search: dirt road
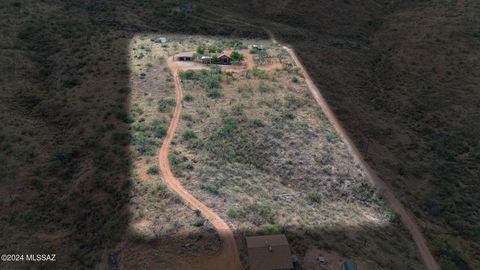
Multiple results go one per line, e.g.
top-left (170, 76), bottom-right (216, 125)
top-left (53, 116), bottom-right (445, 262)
top-left (280, 40), bottom-right (440, 270)
top-left (157, 58), bottom-right (243, 270)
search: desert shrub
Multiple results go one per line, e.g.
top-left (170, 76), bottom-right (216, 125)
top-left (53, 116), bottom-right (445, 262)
top-left (151, 119), bottom-right (168, 138)
top-left (147, 165), bottom-right (159, 175)
top-left (179, 70), bottom-right (196, 80)
top-left (157, 98), bottom-right (175, 112)
top-left (230, 51), bottom-right (244, 63)
top-left (252, 67), bottom-right (269, 79)
top-left (430, 234), bottom-right (469, 270)
top-left (208, 46), bottom-right (222, 53)
top-left (183, 93), bottom-right (193, 101)
top-left (180, 69), bottom-right (223, 99)
top-left (283, 111), bottom-right (295, 120)
top-left (182, 129), bottom-right (196, 140)
top-left (258, 81), bottom-right (270, 93)
top-left (307, 193), bottom-right (321, 203)
top-left (133, 134), bottom-right (156, 155)
top-left (219, 116), bottom-right (236, 136)
top-left (252, 118), bottom-right (264, 127)
top-left (207, 88), bottom-right (222, 98)
top-left (227, 208), bottom-right (238, 218)
top-left (257, 223), bottom-right (282, 235)
top-left (292, 76), bottom-right (300, 83)
top-left (168, 152), bottom-right (182, 165)
top-left (196, 45), bottom-right (206, 55)
top-left (285, 95), bottom-right (305, 109)
top-left (193, 219), bottom-right (205, 227)
top-left (132, 122), bottom-right (148, 132)
top-left (384, 208), bottom-right (400, 224)
top-left (240, 202), bottom-right (276, 225)
top-left (130, 103), bottom-right (144, 116)
top-left (115, 111), bottom-right (133, 123)
top-left (285, 232), bottom-right (307, 254)
top-left (201, 182), bottom-right (219, 195)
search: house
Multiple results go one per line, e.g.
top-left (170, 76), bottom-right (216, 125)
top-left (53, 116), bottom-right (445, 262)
top-left (175, 52), bottom-right (194, 61)
top-left (218, 54), bottom-right (232, 65)
top-left (246, 235), bottom-right (293, 270)
top-left (343, 259), bottom-right (358, 270)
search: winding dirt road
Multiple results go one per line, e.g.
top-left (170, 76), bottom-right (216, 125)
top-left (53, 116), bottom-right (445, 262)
top-left (157, 59), bottom-right (242, 270)
top-left (273, 32), bottom-right (440, 270)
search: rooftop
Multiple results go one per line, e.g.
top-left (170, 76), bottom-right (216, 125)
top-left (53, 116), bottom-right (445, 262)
top-left (246, 235), bottom-right (293, 270)
top-left (175, 52), bottom-right (194, 58)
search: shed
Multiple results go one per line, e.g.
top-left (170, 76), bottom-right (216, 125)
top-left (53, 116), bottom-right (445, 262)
top-left (175, 52), bottom-right (194, 61)
top-left (218, 54), bottom-right (232, 65)
top-left (201, 56), bottom-right (212, 64)
top-left (343, 259), bottom-right (358, 270)
top-left (246, 235), bottom-right (293, 270)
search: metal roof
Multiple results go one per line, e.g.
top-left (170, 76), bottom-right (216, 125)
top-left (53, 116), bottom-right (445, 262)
top-left (246, 235), bottom-right (293, 270)
top-left (175, 52), bottom-right (194, 58)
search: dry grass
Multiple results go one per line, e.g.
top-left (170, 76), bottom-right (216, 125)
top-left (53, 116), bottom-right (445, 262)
top-left (138, 35), bottom-right (426, 269)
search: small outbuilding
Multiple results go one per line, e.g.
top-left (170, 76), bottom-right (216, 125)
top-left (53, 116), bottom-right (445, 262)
top-left (175, 52), bottom-right (194, 61)
top-left (158, 37), bottom-right (167, 43)
top-left (201, 56), bottom-right (212, 64)
top-left (246, 234), bottom-right (293, 270)
top-left (218, 54), bottom-right (232, 65)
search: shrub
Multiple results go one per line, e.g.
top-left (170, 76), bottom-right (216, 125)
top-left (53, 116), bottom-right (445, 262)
top-left (115, 111), bottom-right (133, 123)
top-left (240, 202), bottom-right (276, 225)
top-left (152, 120), bottom-right (168, 138)
top-left (147, 165), bottom-right (159, 175)
top-left (157, 98), bottom-right (176, 112)
top-left (208, 46), bottom-right (222, 53)
top-left (252, 67), bottom-right (269, 79)
top-left (207, 88), bottom-right (222, 98)
top-left (230, 51), bottom-right (244, 62)
top-left (227, 208), bottom-right (238, 218)
top-left (134, 134), bottom-right (156, 155)
top-left (292, 76), bottom-right (300, 83)
top-left (431, 234), bottom-right (469, 270)
top-left (384, 208), bottom-right (400, 224)
top-left (183, 93), bottom-right (193, 102)
top-left (307, 193), bottom-right (321, 203)
top-left (193, 219), bottom-right (205, 227)
top-left (196, 45), bottom-right (206, 55)
top-left (168, 152), bottom-right (182, 165)
top-left (179, 70), bottom-right (196, 80)
top-left (201, 183), bottom-right (219, 195)
top-left (182, 130), bottom-right (196, 140)
top-left (252, 118), bottom-right (264, 127)
top-left (284, 111), bottom-right (295, 119)
top-left (257, 224), bottom-right (282, 235)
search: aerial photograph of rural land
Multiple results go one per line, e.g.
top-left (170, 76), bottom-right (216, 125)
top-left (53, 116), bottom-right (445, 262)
top-left (0, 0), bottom-right (479, 270)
